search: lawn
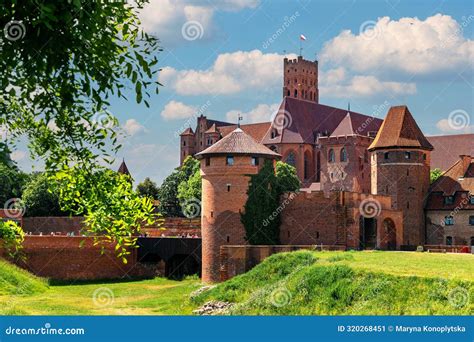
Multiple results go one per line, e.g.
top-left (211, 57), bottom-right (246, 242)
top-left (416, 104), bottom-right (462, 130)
top-left (0, 251), bottom-right (473, 315)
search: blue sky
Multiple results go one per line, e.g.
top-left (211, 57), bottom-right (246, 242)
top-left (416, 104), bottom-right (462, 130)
top-left (12, 0), bottom-right (474, 186)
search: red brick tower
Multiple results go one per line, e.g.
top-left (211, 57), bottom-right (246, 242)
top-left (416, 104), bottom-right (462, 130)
top-left (196, 128), bottom-right (280, 282)
top-left (179, 127), bottom-right (195, 165)
top-left (283, 55), bottom-right (318, 103)
top-left (368, 106), bottom-right (433, 246)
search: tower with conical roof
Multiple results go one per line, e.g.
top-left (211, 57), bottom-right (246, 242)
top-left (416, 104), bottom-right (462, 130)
top-left (368, 106), bottom-right (433, 246)
top-left (196, 128), bottom-right (280, 282)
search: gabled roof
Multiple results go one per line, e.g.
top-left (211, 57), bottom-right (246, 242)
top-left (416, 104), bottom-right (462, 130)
top-left (368, 106), bottom-right (433, 151)
top-left (262, 97), bottom-right (382, 145)
top-left (205, 123), bottom-right (219, 134)
top-left (219, 122), bottom-right (271, 143)
top-left (195, 128), bottom-right (280, 159)
top-left (426, 134), bottom-right (474, 171)
top-left (179, 127), bottom-right (194, 136)
top-left (331, 112), bottom-right (355, 136)
top-left (117, 159), bottom-right (130, 176)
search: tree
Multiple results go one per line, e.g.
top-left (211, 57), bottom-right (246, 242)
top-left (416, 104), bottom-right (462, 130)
top-left (177, 156), bottom-right (202, 216)
top-left (157, 171), bottom-right (182, 217)
top-left (241, 160), bottom-right (280, 245)
top-left (0, 163), bottom-right (28, 206)
top-left (21, 173), bottom-right (65, 217)
top-left (136, 177), bottom-right (160, 199)
top-left (55, 166), bottom-right (157, 263)
top-left (430, 168), bottom-right (443, 183)
top-left (178, 156), bottom-right (200, 181)
top-left (1, 1), bottom-right (161, 257)
top-left (275, 161), bottom-right (301, 193)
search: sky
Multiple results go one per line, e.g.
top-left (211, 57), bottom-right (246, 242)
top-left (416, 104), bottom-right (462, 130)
top-left (11, 0), bottom-right (474, 186)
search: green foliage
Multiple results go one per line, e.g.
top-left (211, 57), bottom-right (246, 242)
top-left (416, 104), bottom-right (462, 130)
top-left (241, 160), bottom-right (280, 245)
top-left (0, 220), bottom-right (24, 259)
top-left (158, 156), bottom-right (201, 217)
top-left (136, 177), bottom-right (160, 199)
top-left (21, 173), bottom-right (65, 217)
top-left (0, 164), bottom-right (28, 206)
top-left (275, 161), bottom-right (301, 193)
top-left (430, 168), bottom-right (443, 183)
top-left (157, 171), bottom-right (182, 217)
top-left (54, 165), bottom-right (158, 263)
top-left (1, 1), bottom-right (162, 259)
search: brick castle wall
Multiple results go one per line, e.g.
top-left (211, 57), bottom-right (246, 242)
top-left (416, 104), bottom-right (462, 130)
top-left (3, 236), bottom-right (155, 280)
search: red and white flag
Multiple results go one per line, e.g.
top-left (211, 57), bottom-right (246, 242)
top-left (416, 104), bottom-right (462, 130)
top-left (300, 34), bottom-right (307, 41)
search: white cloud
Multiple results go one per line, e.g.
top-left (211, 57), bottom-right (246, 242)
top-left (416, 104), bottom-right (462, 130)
top-left (122, 119), bottom-right (146, 136)
top-left (10, 150), bottom-right (27, 162)
top-left (320, 68), bottom-right (416, 98)
top-left (320, 14), bottom-right (474, 76)
top-left (436, 119), bottom-right (474, 134)
top-left (226, 103), bottom-right (279, 124)
top-left (139, 0), bottom-right (259, 45)
top-left (160, 100), bottom-right (196, 120)
top-left (160, 50), bottom-right (297, 95)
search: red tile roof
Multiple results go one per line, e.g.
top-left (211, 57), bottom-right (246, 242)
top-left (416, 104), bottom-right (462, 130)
top-left (426, 155), bottom-right (474, 210)
top-left (196, 128), bottom-right (280, 158)
top-left (219, 122), bottom-right (271, 143)
top-left (262, 97), bottom-right (382, 145)
top-left (368, 106), bottom-right (433, 151)
top-left (205, 123), bottom-right (219, 134)
top-left (117, 159), bottom-right (130, 176)
top-left (179, 127), bottom-right (194, 136)
top-left (426, 134), bottom-right (474, 171)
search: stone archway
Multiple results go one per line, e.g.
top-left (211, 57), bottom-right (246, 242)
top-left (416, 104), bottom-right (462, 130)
top-left (383, 218), bottom-right (396, 250)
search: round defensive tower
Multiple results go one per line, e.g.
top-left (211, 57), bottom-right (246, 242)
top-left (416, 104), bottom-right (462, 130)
top-left (368, 106), bottom-right (433, 246)
top-left (195, 127), bottom-right (280, 283)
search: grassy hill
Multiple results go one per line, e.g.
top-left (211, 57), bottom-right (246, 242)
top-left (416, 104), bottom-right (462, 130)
top-left (0, 251), bottom-right (472, 315)
top-left (0, 259), bottom-right (48, 297)
top-left (191, 251), bottom-right (474, 315)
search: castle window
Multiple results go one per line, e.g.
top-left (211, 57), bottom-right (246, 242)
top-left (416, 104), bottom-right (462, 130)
top-left (316, 231), bottom-right (320, 239)
top-left (470, 196), bottom-right (474, 205)
top-left (446, 236), bottom-right (453, 245)
top-left (226, 236), bottom-right (230, 243)
top-left (444, 196), bottom-right (455, 205)
top-left (384, 152), bottom-right (389, 160)
top-left (210, 211), bottom-right (213, 218)
top-left (294, 89), bottom-right (298, 97)
top-left (328, 149), bottom-right (335, 163)
top-left (286, 152), bottom-right (296, 167)
top-left (205, 157), bottom-right (210, 166)
top-left (271, 129), bottom-right (277, 139)
top-left (407, 201), bottom-right (409, 209)
top-left (471, 237), bottom-right (474, 246)
top-left (423, 153), bottom-right (427, 160)
top-left (251, 157), bottom-right (259, 166)
top-left (405, 152), bottom-right (411, 159)
top-left (340, 148), bottom-right (347, 162)
top-left (287, 90), bottom-right (290, 96)
top-left (226, 156), bottom-right (234, 166)
top-left (444, 216), bottom-right (454, 226)
top-left (469, 216), bottom-right (474, 225)
top-left (183, 141), bottom-right (186, 146)
top-left (227, 184), bottom-right (231, 192)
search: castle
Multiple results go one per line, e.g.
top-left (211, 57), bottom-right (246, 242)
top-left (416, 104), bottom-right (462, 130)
top-left (180, 55), bottom-right (474, 283)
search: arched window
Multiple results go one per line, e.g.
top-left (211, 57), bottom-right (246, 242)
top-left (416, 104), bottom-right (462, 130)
top-left (286, 152), bottom-right (296, 167)
top-left (328, 149), bottom-right (335, 163)
top-left (287, 90), bottom-right (290, 96)
top-left (471, 236), bottom-right (474, 246)
top-left (294, 89), bottom-right (298, 97)
top-left (340, 148), bottom-right (347, 162)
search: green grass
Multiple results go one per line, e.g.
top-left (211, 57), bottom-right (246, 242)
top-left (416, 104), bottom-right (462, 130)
top-left (191, 251), bottom-right (474, 315)
top-left (1, 251), bottom-right (473, 315)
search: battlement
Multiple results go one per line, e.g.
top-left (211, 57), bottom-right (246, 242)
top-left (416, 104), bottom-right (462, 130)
top-left (284, 56), bottom-right (317, 66)
top-left (318, 134), bottom-right (374, 146)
